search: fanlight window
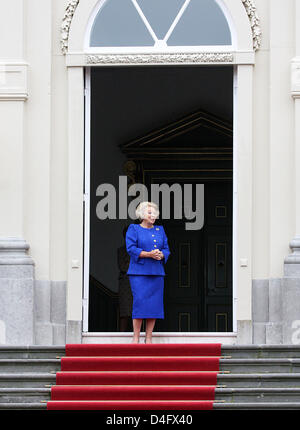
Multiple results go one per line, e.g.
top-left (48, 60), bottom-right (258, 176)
top-left (90, 0), bottom-right (232, 48)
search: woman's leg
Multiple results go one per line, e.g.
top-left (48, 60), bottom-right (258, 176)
top-left (132, 318), bottom-right (143, 343)
top-left (145, 318), bottom-right (156, 343)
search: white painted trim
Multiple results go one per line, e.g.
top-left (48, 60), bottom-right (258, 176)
top-left (232, 66), bottom-right (238, 332)
top-left (83, 332), bottom-right (238, 337)
top-left (234, 64), bottom-right (253, 322)
top-left (164, 0), bottom-right (191, 43)
top-left (82, 64), bottom-right (238, 336)
top-left (82, 332), bottom-right (238, 345)
top-left (67, 67), bottom-right (85, 323)
top-left (86, 45), bottom-right (234, 54)
top-left (82, 67), bottom-right (91, 332)
top-left (131, 0), bottom-right (158, 43)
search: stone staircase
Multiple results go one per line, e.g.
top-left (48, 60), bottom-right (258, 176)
top-left (0, 346), bottom-right (64, 409)
top-left (1, 345), bottom-right (300, 409)
top-left (215, 345), bottom-right (300, 409)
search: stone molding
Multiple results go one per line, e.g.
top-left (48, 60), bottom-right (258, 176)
top-left (0, 237), bottom-right (34, 266)
top-left (241, 0), bottom-right (262, 51)
top-left (61, 0), bottom-right (80, 54)
top-left (61, 0), bottom-right (262, 55)
top-left (86, 52), bottom-right (234, 65)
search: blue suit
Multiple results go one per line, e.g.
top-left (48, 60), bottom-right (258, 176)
top-left (125, 223), bottom-right (171, 319)
top-left (125, 223), bottom-right (171, 276)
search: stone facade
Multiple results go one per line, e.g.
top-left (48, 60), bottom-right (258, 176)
top-left (0, 0), bottom-right (300, 345)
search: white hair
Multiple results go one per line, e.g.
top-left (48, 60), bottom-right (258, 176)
top-left (136, 201), bottom-right (159, 221)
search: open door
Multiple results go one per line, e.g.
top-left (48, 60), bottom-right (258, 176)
top-left (84, 65), bottom-right (234, 335)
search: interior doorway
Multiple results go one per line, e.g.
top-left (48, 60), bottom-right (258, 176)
top-left (85, 65), bottom-right (233, 333)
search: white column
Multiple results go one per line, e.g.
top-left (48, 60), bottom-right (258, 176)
top-left (285, 1), bottom-right (300, 276)
top-left (0, 0), bottom-right (27, 236)
top-left (0, 0), bottom-right (35, 345)
top-left (280, 0), bottom-right (300, 344)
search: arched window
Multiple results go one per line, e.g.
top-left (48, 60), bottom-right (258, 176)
top-left (89, 0), bottom-right (232, 50)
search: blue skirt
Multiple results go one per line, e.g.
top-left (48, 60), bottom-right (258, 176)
top-left (128, 275), bottom-right (164, 319)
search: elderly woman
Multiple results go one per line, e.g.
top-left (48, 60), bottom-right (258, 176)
top-left (125, 201), bottom-right (171, 344)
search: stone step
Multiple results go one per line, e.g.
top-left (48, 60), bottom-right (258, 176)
top-left (214, 402), bottom-right (300, 410)
top-left (221, 345), bottom-right (300, 359)
top-left (2, 386), bottom-right (300, 404)
top-left (4, 357), bottom-right (299, 374)
top-left (1, 359), bottom-right (299, 377)
top-left (0, 359), bottom-right (61, 373)
top-left (0, 346), bottom-right (65, 359)
top-left (220, 358), bottom-right (300, 373)
top-left (218, 373), bottom-right (300, 387)
top-left (0, 373), bottom-right (56, 388)
top-left (0, 402), bottom-right (47, 410)
top-left (1, 345), bottom-right (300, 410)
top-left (215, 387), bottom-right (300, 402)
top-left (1, 401), bottom-right (300, 410)
top-left (2, 345), bottom-right (300, 359)
top-left (2, 357), bottom-right (298, 374)
top-left (7, 386), bottom-right (300, 404)
top-left (0, 388), bottom-right (51, 403)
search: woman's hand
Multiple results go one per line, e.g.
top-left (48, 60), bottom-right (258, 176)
top-left (148, 249), bottom-right (164, 260)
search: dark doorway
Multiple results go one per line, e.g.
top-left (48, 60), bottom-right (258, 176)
top-left (88, 65), bottom-right (233, 333)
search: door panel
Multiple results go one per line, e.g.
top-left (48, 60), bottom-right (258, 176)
top-left (150, 180), bottom-right (232, 332)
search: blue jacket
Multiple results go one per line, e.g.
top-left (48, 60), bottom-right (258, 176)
top-left (125, 223), bottom-right (171, 276)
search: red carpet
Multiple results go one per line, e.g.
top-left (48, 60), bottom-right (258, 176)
top-left (47, 343), bottom-right (221, 410)
top-left (61, 356), bottom-right (220, 371)
top-left (47, 400), bottom-right (215, 410)
top-left (65, 343), bottom-right (221, 357)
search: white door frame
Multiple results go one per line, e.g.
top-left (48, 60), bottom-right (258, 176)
top-left (82, 67), bottom-right (91, 332)
top-left (82, 64), bottom-right (240, 342)
top-left (65, 0), bottom-right (256, 344)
